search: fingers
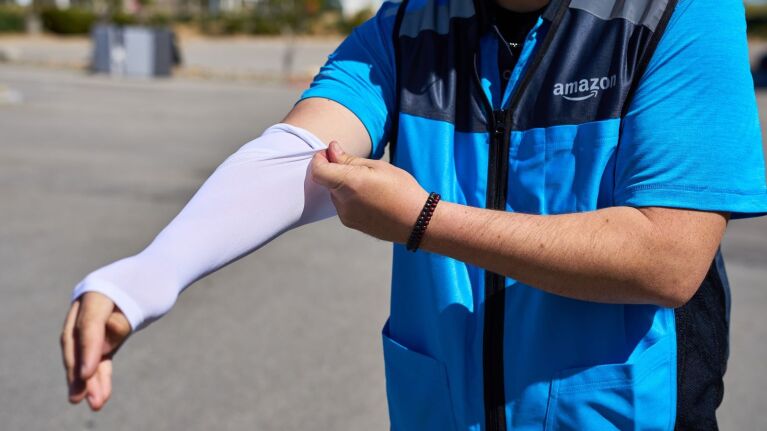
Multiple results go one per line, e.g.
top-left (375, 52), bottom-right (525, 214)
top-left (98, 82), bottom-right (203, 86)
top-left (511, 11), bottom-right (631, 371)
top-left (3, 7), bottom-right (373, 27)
top-left (62, 300), bottom-right (86, 403)
top-left (104, 310), bottom-right (132, 356)
top-left (311, 141), bottom-right (377, 189)
top-left (311, 149), bottom-right (349, 189)
top-left (75, 293), bottom-right (113, 381)
top-left (85, 360), bottom-right (113, 411)
top-left (64, 292), bottom-right (126, 409)
top-left (326, 141), bottom-right (354, 165)
top-left (99, 360), bottom-right (113, 406)
top-left (327, 141), bottom-right (376, 167)
top-left (61, 301), bottom-right (78, 386)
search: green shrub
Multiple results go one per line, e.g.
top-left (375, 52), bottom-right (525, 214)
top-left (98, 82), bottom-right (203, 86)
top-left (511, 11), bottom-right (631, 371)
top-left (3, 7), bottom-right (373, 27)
top-left (174, 11), bottom-right (195, 24)
top-left (747, 5), bottom-right (767, 39)
top-left (221, 13), bottom-right (248, 34)
top-left (111, 11), bottom-right (138, 27)
top-left (40, 7), bottom-right (96, 35)
top-left (195, 3), bottom-right (373, 36)
top-left (197, 14), bottom-right (231, 36)
top-left (337, 8), bottom-right (373, 35)
top-left (147, 13), bottom-right (171, 27)
top-left (0, 6), bottom-right (25, 33)
top-left (198, 14), bottom-right (233, 35)
top-left (108, 12), bottom-right (170, 28)
top-left (249, 12), bottom-right (282, 35)
top-left (198, 12), bottom-right (283, 36)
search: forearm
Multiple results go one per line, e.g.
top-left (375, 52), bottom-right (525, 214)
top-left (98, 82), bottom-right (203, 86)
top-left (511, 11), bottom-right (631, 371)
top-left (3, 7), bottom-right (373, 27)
top-left (72, 124), bottom-right (336, 330)
top-left (420, 203), bottom-right (725, 307)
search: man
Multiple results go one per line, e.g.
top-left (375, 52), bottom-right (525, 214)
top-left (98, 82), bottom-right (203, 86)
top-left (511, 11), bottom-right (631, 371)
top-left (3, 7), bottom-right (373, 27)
top-left (61, 0), bottom-right (767, 429)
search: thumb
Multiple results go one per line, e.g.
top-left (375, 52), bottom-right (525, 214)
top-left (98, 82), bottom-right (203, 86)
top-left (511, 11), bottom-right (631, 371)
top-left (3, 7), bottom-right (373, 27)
top-left (76, 293), bottom-right (113, 380)
top-left (327, 141), bottom-right (360, 166)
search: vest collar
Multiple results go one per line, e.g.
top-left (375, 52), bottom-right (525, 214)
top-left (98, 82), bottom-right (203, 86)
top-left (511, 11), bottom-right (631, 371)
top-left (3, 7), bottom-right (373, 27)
top-left (475, 0), bottom-right (569, 31)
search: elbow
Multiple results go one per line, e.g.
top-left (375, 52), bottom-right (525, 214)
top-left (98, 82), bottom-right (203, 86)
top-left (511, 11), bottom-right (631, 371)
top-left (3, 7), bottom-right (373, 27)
top-left (640, 268), bottom-right (704, 309)
top-left (654, 284), bottom-right (698, 309)
top-left (630, 235), bottom-right (714, 309)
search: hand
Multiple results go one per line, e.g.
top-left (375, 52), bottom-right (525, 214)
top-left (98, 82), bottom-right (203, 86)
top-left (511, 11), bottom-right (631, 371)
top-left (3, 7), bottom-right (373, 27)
top-left (60, 292), bottom-right (132, 411)
top-left (310, 141), bottom-right (429, 243)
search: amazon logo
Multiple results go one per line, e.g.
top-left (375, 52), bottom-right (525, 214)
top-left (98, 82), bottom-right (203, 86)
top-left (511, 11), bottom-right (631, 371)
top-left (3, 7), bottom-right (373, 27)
top-left (553, 75), bottom-right (617, 102)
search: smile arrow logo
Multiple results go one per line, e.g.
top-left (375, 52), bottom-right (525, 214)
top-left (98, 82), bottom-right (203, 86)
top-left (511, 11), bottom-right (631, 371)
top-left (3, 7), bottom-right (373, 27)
top-left (563, 90), bottom-right (599, 102)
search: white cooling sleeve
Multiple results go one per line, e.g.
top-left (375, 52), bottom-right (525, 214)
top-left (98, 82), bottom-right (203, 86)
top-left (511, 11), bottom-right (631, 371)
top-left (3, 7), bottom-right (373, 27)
top-left (71, 123), bottom-right (336, 331)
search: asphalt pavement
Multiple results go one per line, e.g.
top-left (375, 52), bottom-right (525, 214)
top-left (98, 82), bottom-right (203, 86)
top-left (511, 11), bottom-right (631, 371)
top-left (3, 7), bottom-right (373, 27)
top-left (0, 64), bottom-right (765, 430)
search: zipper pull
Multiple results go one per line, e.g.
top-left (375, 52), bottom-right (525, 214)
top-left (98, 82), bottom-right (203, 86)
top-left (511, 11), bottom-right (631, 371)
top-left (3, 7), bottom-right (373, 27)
top-left (493, 110), bottom-right (506, 138)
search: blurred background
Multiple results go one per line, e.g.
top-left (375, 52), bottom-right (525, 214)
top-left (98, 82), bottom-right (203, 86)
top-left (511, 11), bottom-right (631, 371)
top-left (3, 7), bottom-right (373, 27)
top-left (1, 1), bottom-right (766, 430)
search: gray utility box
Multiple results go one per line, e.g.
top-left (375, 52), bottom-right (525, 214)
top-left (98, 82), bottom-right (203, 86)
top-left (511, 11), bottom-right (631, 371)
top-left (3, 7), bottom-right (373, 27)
top-left (92, 24), bottom-right (174, 77)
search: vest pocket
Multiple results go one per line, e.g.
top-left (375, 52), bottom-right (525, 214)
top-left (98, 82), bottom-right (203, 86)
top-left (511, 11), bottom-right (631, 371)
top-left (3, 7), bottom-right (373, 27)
top-left (541, 125), bottom-right (619, 214)
top-left (544, 335), bottom-right (675, 431)
top-left (382, 326), bottom-right (458, 431)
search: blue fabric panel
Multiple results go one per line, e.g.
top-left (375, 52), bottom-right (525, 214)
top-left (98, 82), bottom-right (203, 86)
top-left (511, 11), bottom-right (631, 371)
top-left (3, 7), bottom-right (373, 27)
top-left (388, 243), bottom-right (485, 430)
top-left (394, 113), bottom-right (490, 207)
top-left (616, 0), bottom-right (767, 218)
top-left (388, 113), bottom-right (490, 429)
top-left (388, 113), bottom-right (679, 430)
top-left (504, 119), bottom-right (621, 215)
top-left (503, 280), bottom-right (677, 430)
top-left (543, 333), bottom-right (677, 430)
top-left (299, 1), bottom-right (399, 159)
top-left (382, 320), bottom-right (459, 431)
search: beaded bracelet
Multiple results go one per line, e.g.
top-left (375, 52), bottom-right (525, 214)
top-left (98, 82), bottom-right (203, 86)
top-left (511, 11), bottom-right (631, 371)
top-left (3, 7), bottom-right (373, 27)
top-left (406, 192), bottom-right (441, 252)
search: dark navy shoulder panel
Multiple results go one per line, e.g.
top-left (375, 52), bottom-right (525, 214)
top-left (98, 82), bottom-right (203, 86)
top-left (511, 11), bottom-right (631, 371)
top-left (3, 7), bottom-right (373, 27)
top-left (393, 0), bottom-right (678, 133)
top-left (570, 0), bottom-right (669, 31)
top-left (396, 0), bottom-right (488, 132)
top-left (511, 0), bottom-right (673, 130)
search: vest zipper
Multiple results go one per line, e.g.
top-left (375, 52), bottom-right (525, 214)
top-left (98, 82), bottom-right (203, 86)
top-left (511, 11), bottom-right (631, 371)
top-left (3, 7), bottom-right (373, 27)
top-left (473, 49), bottom-right (511, 431)
top-left (473, 4), bottom-right (565, 425)
top-left (483, 115), bottom-right (510, 431)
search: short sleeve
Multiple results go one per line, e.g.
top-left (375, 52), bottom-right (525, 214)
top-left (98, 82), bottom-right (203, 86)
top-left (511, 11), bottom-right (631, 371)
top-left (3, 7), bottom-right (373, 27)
top-left (615, 0), bottom-right (767, 219)
top-left (299, 1), bottom-right (400, 160)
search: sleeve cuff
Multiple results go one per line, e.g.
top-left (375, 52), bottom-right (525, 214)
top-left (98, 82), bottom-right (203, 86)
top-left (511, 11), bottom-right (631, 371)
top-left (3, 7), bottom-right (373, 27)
top-left (615, 185), bottom-right (767, 220)
top-left (72, 278), bottom-right (146, 331)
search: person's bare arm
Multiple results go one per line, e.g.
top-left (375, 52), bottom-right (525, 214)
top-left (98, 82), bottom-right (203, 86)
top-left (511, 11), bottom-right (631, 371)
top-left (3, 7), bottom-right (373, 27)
top-left (61, 99), bottom-right (370, 412)
top-left (284, 98), bottom-right (372, 158)
top-left (311, 142), bottom-right (729, 308)
top-left (420, 204), bottom-right (728, 307)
